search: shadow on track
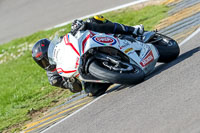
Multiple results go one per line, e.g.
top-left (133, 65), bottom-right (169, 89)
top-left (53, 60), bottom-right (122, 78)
top-left (146, 46), bottom-right (200, 80)
top-left (104, 46), bottom-right (200, 95)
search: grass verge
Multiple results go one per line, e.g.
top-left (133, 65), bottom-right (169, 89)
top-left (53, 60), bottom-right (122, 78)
top-left (0, 4), bottom-right (169, 132)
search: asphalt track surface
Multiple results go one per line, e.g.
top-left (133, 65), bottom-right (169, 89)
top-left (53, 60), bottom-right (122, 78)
top-left (0, 0), bottom-right (136, 44)
top-left (3, 0), bottom-right (198, 132)
top-left (42, 29), bottom-right (200, 133)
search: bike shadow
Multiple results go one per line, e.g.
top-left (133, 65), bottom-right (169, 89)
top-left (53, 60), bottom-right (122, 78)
top-left (106, 46), bottom-right (200, 94)
top-left (146, 46), bottom-right (200, 80)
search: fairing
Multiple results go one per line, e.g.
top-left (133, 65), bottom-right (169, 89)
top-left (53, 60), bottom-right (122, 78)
top-left (50, 30), bottom-right (159, 78)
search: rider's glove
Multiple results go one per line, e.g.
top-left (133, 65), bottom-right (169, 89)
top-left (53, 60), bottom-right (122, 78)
top-left (132, 24), bottom-right (144, 35)
top-left (71, 20), bottom-right (86, 35)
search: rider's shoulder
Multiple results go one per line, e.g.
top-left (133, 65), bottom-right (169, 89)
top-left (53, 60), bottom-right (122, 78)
top-left (86, 15), bottom-right (110, 24)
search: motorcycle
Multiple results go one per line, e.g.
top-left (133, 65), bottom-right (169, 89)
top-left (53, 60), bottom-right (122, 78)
top-left (47, 29), bottom-right (180, 94)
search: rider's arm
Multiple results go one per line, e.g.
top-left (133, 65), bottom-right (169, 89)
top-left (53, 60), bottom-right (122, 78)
top-left (46, 70), bottom-right (82, 93)
top-left (85, 22), bottom-right (136, 35)
top-left (71, 16), bottom-right (143, 36)
top-left (85, 16), bottom-right (143, 35)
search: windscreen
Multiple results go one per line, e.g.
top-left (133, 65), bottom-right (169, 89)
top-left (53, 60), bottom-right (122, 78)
top-left (47, 35), bottom-right (61, 65)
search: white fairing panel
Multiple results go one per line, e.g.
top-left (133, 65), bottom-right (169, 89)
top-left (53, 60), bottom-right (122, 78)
top-left (54, 35), bottom-right (80, 77)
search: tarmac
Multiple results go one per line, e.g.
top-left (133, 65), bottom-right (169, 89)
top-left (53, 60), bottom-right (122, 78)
top-left (22, 0), bottom-right (200, 132)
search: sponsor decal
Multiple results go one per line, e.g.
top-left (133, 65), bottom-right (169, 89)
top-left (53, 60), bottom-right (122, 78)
top-left (124, 48), bottom-right (133, 54)
top-left (127, 51), bottom-right (135, 55)
top-left (92, 36), bottom-right (117, 45)
top-left (120, 41), bottom-right (130, 49)
top-left (140, 51), bottom-right (154, 67)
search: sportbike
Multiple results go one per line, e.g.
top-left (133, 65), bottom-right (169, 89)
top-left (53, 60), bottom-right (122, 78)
top-left (48, 30), bottom-right (180, 94)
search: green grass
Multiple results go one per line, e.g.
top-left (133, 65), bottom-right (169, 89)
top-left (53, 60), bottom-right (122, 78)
top-left (0, 4), bottom-right (169, 132)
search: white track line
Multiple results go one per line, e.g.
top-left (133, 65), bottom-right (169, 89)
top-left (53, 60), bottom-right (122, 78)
top-left (46, 0), bottom-right (148, 30)
top-left (179, 27), bottom-right (200, 46)
top-left (41, 93), bottom-right (106, 133)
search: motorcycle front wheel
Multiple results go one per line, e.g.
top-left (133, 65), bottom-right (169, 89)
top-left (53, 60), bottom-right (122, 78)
top-left (88, 60), bottom-right (145, 85)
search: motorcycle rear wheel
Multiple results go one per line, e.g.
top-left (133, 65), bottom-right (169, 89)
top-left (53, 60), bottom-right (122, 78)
top-left (88, 60), bottom-right (145, 85)
top-left (153, 33), bottom-right (180, 63)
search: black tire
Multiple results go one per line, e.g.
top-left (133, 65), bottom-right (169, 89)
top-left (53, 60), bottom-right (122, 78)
top-left (153, 34), bottom-right (180, 63)
top-left (88, 60), bottom-right (145, 85)
top-left (84, 82), bottom-right (111, 97)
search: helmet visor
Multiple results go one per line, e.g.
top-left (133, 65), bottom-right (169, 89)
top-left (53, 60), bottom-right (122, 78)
top-left (36, 56), bottom-right (50, 69)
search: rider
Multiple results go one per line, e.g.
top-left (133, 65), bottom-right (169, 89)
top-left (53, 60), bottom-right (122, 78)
top-left (32, 15), bottom-right (144, 96)
top-left (71, 15), bottom-right (144, 36)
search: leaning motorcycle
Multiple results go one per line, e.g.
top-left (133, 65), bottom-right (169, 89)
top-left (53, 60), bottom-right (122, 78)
top-left (48, 30), bottom-right (180, 95)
